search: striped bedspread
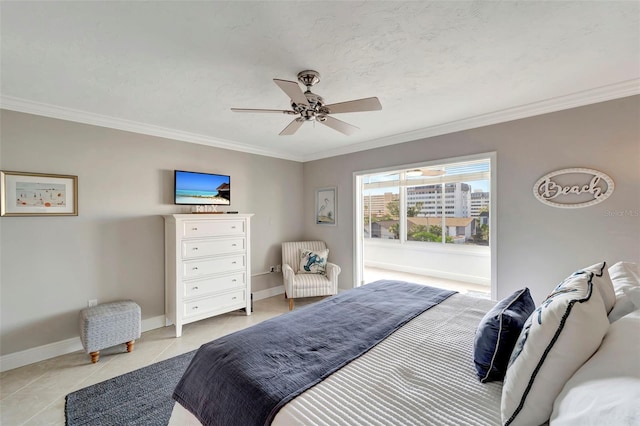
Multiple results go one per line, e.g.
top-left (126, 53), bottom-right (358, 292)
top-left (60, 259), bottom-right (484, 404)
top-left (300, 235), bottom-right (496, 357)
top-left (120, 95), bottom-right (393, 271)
top-left (173, 281), bottom-right (455, 426)
top-left (273, 293), bottom-right (502, 425)
top-left (170, 291), bottom-right (502, 425)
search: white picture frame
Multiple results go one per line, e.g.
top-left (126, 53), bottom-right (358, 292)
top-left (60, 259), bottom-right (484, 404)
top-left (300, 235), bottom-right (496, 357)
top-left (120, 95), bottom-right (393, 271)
top-left (315, 187), bottom-right (337, 226)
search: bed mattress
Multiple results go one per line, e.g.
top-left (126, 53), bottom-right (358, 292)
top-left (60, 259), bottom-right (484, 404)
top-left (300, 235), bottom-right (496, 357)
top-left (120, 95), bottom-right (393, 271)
top-left (169, 293), bottom-right (502, 425)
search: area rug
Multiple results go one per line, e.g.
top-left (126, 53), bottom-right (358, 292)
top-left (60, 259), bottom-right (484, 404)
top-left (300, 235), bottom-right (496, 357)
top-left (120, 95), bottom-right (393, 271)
top-left (65, 350), bottom-right (195, 426)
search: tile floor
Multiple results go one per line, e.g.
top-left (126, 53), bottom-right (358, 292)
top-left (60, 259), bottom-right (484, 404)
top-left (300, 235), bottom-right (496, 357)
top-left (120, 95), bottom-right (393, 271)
top-left (0, 272), bottom-right (489, 425)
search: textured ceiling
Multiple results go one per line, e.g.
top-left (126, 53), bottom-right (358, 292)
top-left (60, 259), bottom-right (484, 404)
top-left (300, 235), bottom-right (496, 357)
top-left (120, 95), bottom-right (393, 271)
top-left (1, 1), bottom-right (639, 161)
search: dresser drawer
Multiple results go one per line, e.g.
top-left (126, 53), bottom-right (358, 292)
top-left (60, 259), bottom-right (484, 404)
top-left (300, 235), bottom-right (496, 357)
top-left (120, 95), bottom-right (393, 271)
top-left (182, 254), bottom-right (245, 278)
top-left (183, 273), bottom-right (245, 297)
top-left (182, 238), bottom-right (245, 259)
top-left (183, 289), bottom-right (246, 318)
top-left (182, 220), bottom-right (245, 238)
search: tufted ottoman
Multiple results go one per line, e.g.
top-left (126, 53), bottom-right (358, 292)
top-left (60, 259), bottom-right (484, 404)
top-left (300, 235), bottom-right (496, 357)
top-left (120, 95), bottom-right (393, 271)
top-left (79, 300), bottom-right (141, 363)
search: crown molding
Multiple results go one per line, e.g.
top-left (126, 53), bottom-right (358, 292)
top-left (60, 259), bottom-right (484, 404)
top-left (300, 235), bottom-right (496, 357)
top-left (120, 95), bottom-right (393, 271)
top-left (0, 96), bottom-right (305, 162)
top-left (2, 78), bottom-right (638, 164)
top-left (301, 78), bottom-right (640, 162)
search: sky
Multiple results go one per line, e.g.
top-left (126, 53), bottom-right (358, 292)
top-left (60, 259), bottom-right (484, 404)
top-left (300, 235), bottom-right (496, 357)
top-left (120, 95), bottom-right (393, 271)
top-left (175, 170), bottom-right (230, 191)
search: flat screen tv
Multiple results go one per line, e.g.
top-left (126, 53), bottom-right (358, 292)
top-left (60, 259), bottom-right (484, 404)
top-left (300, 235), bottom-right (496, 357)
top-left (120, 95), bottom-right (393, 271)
top-left (174, 170), bottom-right (231, 205)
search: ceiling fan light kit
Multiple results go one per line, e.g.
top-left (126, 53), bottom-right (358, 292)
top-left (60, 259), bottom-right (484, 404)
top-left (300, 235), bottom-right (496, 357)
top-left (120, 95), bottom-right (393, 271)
top-left (231, 70), bottom-right (382, 136)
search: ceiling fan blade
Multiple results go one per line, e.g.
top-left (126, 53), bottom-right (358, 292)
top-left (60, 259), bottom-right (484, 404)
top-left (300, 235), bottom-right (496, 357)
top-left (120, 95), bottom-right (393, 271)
top-left (231, 108), bottom-right (296, 114)
top-left (420, 168), bottom-right (446, 177)
top-left (319, 116), bottom-right (359, 136)
top-left (273, 79), bottom-right (310, 108)
top-left (323, 97), bottom-right (382, 114)
top-left (279, 118), bottom-right (304, 136)
top-left (406, 168), bottom-right (446, 177)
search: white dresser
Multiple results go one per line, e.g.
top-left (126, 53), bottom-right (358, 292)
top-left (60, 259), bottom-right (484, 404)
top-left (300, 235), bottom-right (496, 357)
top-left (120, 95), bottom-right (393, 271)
top-left (163, 214), bottom-right (253, 337)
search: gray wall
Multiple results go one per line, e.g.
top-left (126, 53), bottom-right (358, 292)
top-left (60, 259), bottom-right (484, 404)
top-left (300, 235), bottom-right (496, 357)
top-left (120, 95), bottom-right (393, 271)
top-left (303, 96), bottom-right (640, 303)
top-left (2, 96), bottom-right (639, 357)
top-left (0, 110), bottom-right (304, 355)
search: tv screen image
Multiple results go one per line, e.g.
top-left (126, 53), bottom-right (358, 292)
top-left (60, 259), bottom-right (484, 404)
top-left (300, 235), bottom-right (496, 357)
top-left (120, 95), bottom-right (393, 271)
top-left (174, 170), bottom-right (231, 205)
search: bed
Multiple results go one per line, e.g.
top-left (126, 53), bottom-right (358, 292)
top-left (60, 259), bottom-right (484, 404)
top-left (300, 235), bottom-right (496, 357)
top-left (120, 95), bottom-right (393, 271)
top-left (169, 262), bottom-right (640, 426)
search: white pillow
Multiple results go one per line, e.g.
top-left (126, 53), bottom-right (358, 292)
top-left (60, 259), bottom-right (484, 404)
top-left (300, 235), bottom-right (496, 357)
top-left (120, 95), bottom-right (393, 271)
top-left (581, 261), bottom-right (615, 314)
top-left (625, 286), bottom-right (640, 309)
top-left (550, 309), bottom-right (640, 425)
top-left (608, 261), bottom-right (640, 322)
top-left (298, 248), bottom-right (329, 274)
top-left (501, 270), bottom-right (609, 426)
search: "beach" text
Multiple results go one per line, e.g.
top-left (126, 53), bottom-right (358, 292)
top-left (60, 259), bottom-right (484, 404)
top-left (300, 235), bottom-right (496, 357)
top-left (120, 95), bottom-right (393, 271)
top-left (538, 175), bottom-right (603, 200)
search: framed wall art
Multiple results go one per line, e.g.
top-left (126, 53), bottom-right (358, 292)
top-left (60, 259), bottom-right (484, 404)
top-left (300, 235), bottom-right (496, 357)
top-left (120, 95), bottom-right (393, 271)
top-left (315, 187), bottom-right (336, 226)
top-left (1, 171), bottom-right (78, 217)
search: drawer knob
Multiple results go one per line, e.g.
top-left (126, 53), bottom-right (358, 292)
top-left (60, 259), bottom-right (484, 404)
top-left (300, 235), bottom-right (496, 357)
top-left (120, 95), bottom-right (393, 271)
top-left (193, 267), bottom-right (199, 270)
top-left (192, 286), bottom-right (199, 290)
top-left (232, 261), bottom-right (237, 264)
top-left (232, 297), bottom-right (237, 300)
top-left (192, 306), bottom-right (199, 310)
top-left (192, 227), bottom-right (198, 231)
top-left (232, 243), bottom-right (237, 247)
top-left (232, 279), bottom-right (237, 282)
top-left (193, 247), bottom-right (199, 250)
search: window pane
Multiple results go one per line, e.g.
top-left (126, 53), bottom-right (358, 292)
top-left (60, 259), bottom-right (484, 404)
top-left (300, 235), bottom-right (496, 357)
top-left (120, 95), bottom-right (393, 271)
top-left (363, 158), bottom-right (490, 246)
top-left (405, 160), bottom-right (490, 246)
top-left (363, 174), bottom-right (400, 240)
top-left (469, 180), bottom-right (490, 246)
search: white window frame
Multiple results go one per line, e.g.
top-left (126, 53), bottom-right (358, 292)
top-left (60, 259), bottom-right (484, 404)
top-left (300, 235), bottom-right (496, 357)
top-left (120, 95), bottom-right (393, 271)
top-left (353, 152), bottom-right (497, 299)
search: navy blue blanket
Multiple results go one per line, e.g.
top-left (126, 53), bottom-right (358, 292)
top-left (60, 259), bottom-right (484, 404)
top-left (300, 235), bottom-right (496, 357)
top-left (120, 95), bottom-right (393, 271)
top-left (173, 280), bottom-right (455, 426)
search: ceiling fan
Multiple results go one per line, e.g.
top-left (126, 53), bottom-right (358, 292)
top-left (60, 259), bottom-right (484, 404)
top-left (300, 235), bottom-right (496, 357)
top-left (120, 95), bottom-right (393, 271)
top-left (406, 168), bottom-right (446, 177)
top-left (231, 70), bottom-right (382, 136)
top-left (380, 168), bottom-right (446, 178)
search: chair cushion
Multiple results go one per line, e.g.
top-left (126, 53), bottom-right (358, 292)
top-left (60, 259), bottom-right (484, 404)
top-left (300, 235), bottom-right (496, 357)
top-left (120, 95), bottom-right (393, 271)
top-left (298, 248), bottom-right (329, 275)
top-left (292, 273), bottom-right (333, 297)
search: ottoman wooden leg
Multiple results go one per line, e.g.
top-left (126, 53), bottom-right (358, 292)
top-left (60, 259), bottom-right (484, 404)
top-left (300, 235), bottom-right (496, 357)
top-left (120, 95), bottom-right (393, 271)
top-left (90, 351), bottom-right (100, 363)
top-left (126, 340), bottom-right (135, 353)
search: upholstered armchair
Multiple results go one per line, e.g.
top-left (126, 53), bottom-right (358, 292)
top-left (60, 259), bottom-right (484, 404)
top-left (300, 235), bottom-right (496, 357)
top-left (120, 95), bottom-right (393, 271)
top-left (281, 241), bottom-right (341, 310)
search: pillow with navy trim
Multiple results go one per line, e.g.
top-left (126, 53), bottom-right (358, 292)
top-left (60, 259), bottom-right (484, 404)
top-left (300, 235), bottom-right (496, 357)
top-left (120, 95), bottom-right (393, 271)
top-left (473, 288), bottom-right (535, 383)
top-left (298, 248), bottom-right (328, 275)
top-left (501, 269), bottom-right (609, 426)
top-left (581, 261), bottom-right (615, 314)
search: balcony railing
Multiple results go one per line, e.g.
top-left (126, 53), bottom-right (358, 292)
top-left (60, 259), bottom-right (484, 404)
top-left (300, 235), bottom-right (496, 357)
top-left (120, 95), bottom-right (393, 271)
top-left (363, 238), bottom-right (491, 286)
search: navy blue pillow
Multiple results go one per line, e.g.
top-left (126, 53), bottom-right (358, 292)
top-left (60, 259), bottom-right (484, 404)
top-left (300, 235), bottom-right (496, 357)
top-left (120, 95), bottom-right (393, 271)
top-left (473, 288), bottom-right (535, 383)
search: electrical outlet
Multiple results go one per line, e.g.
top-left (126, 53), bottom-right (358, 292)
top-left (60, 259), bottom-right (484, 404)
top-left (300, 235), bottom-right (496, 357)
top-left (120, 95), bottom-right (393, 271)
top-left (276, 264), bottom-right (281, 273)
top-left (88, 299), bottom-right (98, 307)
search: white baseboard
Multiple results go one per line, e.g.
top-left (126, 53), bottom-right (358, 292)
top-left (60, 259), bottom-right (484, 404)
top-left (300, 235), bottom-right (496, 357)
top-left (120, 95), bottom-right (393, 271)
top-left (0, 337), bottom-right (84, 373)
top-left (0, 315), bottom-right (166, 373)
top-left (253, 286), bottom-right (285, 301)
top-left (0, 289), bottom-right (286, 373)
top-left (365, 260), bottom-right (491, 286)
